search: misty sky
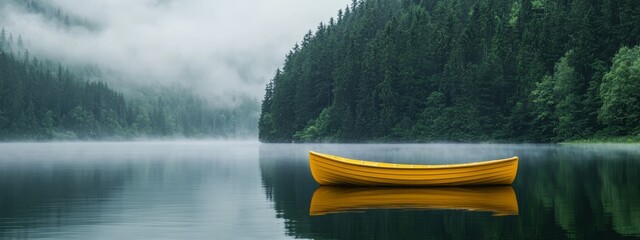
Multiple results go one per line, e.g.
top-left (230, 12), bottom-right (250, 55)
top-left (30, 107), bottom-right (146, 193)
top-left (0, 0), bottom-right (351, 102)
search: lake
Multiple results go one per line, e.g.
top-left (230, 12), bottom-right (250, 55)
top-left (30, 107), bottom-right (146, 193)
top-left (0, 142), bottom-right (639, 239)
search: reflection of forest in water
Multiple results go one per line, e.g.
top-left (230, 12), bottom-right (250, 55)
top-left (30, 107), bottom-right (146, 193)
top-left (0, 163), bottom-right (129, 238)
top-left (0, 143), bottom-right (234, 238)
top-left (259, 144), bottom-right (640, 239)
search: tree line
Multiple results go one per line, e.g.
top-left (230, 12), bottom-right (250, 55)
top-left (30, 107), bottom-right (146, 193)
top-left (0, 29), bottom-right (258, 140)
top-left (259, 0), bottom-right (640, 143)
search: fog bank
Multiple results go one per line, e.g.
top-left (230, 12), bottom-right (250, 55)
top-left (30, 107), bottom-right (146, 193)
top-left (0, 0), bottom-right (350, 102)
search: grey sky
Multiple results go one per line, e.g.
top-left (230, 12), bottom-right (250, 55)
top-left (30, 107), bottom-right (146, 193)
top-left (0, 0), bottom-right (351, 102)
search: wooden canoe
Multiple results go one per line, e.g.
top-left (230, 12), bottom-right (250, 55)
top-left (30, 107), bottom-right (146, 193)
top-left (309, 151), bottom-right (518, 186)
top-left (309, 186), bottom-right (519, 216)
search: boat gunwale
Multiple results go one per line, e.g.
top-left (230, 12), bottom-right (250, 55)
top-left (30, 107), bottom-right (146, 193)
top-left (310, 151), bottom-right (518, 170)
top-left (313, 157), bottom-right (517, 178)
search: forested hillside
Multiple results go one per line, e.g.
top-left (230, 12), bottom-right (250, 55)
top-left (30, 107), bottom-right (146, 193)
top-left (0, 29), bottom-right (258, 140)
top-left (259, 0), bottom-right (640, 143)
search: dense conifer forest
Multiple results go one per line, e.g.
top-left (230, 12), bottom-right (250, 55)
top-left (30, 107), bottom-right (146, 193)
top-left (0, 29), bottom-right (258, 140)
top-left (259, 0), bottom-right (640, 143)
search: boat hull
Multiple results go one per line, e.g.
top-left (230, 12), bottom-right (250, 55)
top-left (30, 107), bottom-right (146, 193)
top-left (309, 151), bottom-right (518, 186)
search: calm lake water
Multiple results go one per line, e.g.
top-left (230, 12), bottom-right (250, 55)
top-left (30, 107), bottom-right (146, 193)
top-left (0, 142), bottom-right (639, 239)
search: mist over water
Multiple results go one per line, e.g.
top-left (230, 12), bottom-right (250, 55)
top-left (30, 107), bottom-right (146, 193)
top-left (0, 141), bottom-right (287, 239)
top-left (1, 142), bottom-right (639, 239)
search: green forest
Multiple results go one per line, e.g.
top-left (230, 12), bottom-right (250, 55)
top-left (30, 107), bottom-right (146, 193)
top-left (259, 0), bottom-right (640, 143)
top-left (0, 29), bottom-right (258, 140)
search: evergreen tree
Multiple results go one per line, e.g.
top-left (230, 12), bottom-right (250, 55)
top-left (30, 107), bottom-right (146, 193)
top-left (257, 0), bottom-right (640, 142)
top-left (0, 30), bottom-right (259, 140)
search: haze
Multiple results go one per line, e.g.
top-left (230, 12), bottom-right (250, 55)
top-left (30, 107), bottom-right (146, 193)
top-left (0, 0), bottom-right (351, 101)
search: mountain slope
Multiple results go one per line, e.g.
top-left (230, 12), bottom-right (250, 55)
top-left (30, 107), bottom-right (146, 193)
top-left (259, 0), bottom-right (640, 143)
top-left (0, 30), bottom-right (258, 140)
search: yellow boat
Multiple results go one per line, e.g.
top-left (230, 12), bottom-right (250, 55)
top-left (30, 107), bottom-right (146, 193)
top-left (309, 151), bottom-right (518, 186)
top-left (309, 186), bottom-right (519, 216)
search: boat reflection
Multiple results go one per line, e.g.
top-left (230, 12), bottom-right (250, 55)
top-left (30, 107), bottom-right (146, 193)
top-left (310, 186), bottom-right (518, 216)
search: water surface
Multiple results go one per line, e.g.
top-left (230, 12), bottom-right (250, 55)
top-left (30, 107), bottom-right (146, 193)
top-left (1, 142), bottom-right (639, 239)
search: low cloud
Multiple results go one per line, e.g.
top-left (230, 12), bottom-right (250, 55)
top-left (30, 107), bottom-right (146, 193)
top-left (0, 0), bottom-right (350, 103)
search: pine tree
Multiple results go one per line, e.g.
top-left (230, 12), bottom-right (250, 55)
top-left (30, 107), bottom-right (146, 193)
top-left (259, 0), bottom-right (640, 143)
